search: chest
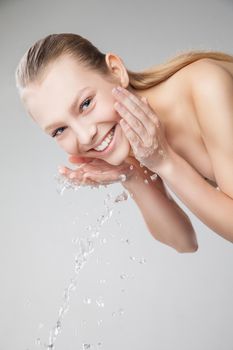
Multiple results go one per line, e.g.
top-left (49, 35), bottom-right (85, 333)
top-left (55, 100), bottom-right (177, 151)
top-left (164, 102), bottom-right (217, 186)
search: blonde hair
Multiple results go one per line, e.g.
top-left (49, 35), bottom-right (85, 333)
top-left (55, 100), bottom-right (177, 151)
top-left (15, 33), bottom-right (233, 93)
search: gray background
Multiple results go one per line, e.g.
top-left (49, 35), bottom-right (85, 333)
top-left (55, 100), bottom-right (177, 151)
top-left (1, 0), bottom-right (233, 349)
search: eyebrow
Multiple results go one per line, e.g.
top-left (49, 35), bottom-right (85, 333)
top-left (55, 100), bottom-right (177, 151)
top-left (44, 87), bottom-right (91, 133)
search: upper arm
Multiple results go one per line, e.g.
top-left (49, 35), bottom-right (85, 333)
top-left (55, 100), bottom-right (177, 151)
top-left (190, 60), bottom-right (233, 198)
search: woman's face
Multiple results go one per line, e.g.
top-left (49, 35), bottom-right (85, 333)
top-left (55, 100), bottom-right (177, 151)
top-left (22, 54), bottom-right (131, 166)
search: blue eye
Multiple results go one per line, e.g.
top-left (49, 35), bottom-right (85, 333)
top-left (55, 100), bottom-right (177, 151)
top-left (51, 97), bottom-right (92, 138)
top-left (80, 97), bottom-right (92, 112)
top-left (52, 127), bottom-right (67, 138)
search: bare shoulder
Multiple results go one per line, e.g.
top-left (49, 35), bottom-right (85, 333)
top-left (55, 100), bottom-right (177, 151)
top-left (158, 58), bottom-right (233, 115)
top-left (183, 58), bottom-right (233, 92)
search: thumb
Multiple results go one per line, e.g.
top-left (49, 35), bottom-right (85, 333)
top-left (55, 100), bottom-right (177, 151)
top-left (68, 155), bottom-right (93, 164)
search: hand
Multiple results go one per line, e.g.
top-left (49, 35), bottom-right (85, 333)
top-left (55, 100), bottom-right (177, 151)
top-left (58, 155), bottom-right (138, 188)
top-left (112, 86), bottom-right (172, 173)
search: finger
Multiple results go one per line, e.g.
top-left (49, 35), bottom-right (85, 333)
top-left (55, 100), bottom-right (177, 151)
top-left (68, 155), bottom-right (93, 164)
top-left (119, 119), bottom-right (142, 153)
top-left (58, 166), bottom-right (85, 182)
top-left (114, 102), bottom-right (149, 144)
top-left (84, 172), bottom-right (120, 185)
top-left (113, 86), bottom-right (159, 125)
top-left (113, 91), bottom-right (155, 137)
top-left (81, 173), bottom-right (102, 187)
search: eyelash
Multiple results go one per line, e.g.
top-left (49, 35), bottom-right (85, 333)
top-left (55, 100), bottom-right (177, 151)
top-left (52, 97), bottom-right (92, 138)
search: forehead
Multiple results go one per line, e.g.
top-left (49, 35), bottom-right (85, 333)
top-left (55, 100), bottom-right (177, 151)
top-left (22, 55), bottom-right (101, 123)
top-left (33, 54), bottom-right (100, 92)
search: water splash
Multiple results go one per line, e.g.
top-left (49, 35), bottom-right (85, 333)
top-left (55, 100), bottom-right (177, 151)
top-left (41, 188), bottom-right (116, 350)
top-left (83, 297), bottom-right (92, 305)
top-left (150, 173), bottom-right (158, 181)
top-left (81, 343), bottom-right (102, 349)
top-left (34, 174), bottom-right (144, 350)
top-left (96, 297), bottom-right (105, 308)
top-left (129, 256), bottom-right (147, 264)
top-left (118, 174), bottom-right (127, 182)
top-left (114, 191), bottom-right (128, 203)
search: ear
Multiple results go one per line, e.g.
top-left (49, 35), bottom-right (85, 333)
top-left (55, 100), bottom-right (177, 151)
top-left (105, 52), bottom-right (129, 88)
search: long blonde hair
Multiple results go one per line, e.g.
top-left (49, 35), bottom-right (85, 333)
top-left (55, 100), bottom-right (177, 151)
top-left (15, 33), bottom-right (233, 93)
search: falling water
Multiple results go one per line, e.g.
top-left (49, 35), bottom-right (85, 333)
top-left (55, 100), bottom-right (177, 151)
top-left (33, 173), bottom-right (146, 350)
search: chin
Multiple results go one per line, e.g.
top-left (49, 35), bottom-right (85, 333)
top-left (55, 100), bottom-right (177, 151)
top-left (106, 142), bottom-right (132, 166)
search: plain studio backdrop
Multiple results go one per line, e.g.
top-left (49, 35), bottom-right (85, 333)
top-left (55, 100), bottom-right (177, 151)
top-left (1, 0), bottom-right (233, 349)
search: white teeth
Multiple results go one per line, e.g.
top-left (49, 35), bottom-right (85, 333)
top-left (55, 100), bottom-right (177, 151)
top-left (94, 127), bottom-right (115, 151)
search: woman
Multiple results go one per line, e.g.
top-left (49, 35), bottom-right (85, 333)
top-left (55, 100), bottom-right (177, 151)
top-left (15, 33), bottom-right (233, 253)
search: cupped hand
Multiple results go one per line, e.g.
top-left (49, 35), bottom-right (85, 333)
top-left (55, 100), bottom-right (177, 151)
top-left (112, 86), bottom-right (172, 173)
top-left (58, 154), bottom-right (138, 188)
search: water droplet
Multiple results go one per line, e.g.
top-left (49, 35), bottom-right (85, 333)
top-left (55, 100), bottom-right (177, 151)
top-left (150, 173), bottom-right (158, 181)
top-left (144, 169), bottom-right (148, 174)
top-left (100, 238), bottom-right (107, 245)
top-left (120, 238), bottom-right (130, 244)
top-left (97, 319), bottom-right (103, 326)
top-left (139, 258), bottom-right (147, 264)
top-left (96, 297), bottom-right (105, 308)
top-left (114, 191), bottom-right (128, 203)
top-left (144, 179), bottom-right (149, 185)
top-left (118, 308), bottom-right (125, 316)
top-left (83, 297), bottom-right (92, 304)
top-left (158, 149), bottom-right (164, 156)
top-left (99, 279), bottom-right (106, 284)
top-left (129, 256), bottom-right (136, 261)
top-left (115, 219), bottom-right (122, 228)
top-left (119, 174), bottom-right (127, 182)
top-left (91, 230), bottom-right (100, 238)
top-left (81, 319), bottom-right (87, 327)
top-left (129, 165), bottom-right (134, 170)
top-left (35, 338), bottom-right (41, 346)
top-left (38, 322), bottom-right (44, 330)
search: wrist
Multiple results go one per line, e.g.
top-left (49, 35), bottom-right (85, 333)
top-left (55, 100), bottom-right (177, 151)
top-left (154, 146), bottom-right (178, 180)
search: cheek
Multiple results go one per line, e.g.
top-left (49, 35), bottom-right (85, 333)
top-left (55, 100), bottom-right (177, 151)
top-left (56, 134), bottom-right (78, 155)
top-left (95, 98), bottom-right (119, 123)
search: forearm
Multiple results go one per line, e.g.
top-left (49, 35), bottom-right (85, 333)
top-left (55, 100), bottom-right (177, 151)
top-left (156, 147), bottom-right (233, 243)
top-left (122, 167), bottom-right (198, 253)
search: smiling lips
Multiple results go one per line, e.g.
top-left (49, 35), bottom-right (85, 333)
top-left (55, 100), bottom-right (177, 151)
top-left (93, 125), bottom-right (116, 152)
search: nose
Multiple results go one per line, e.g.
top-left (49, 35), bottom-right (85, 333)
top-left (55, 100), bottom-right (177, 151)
top-left (72, 121), bottom-right (97, 151)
